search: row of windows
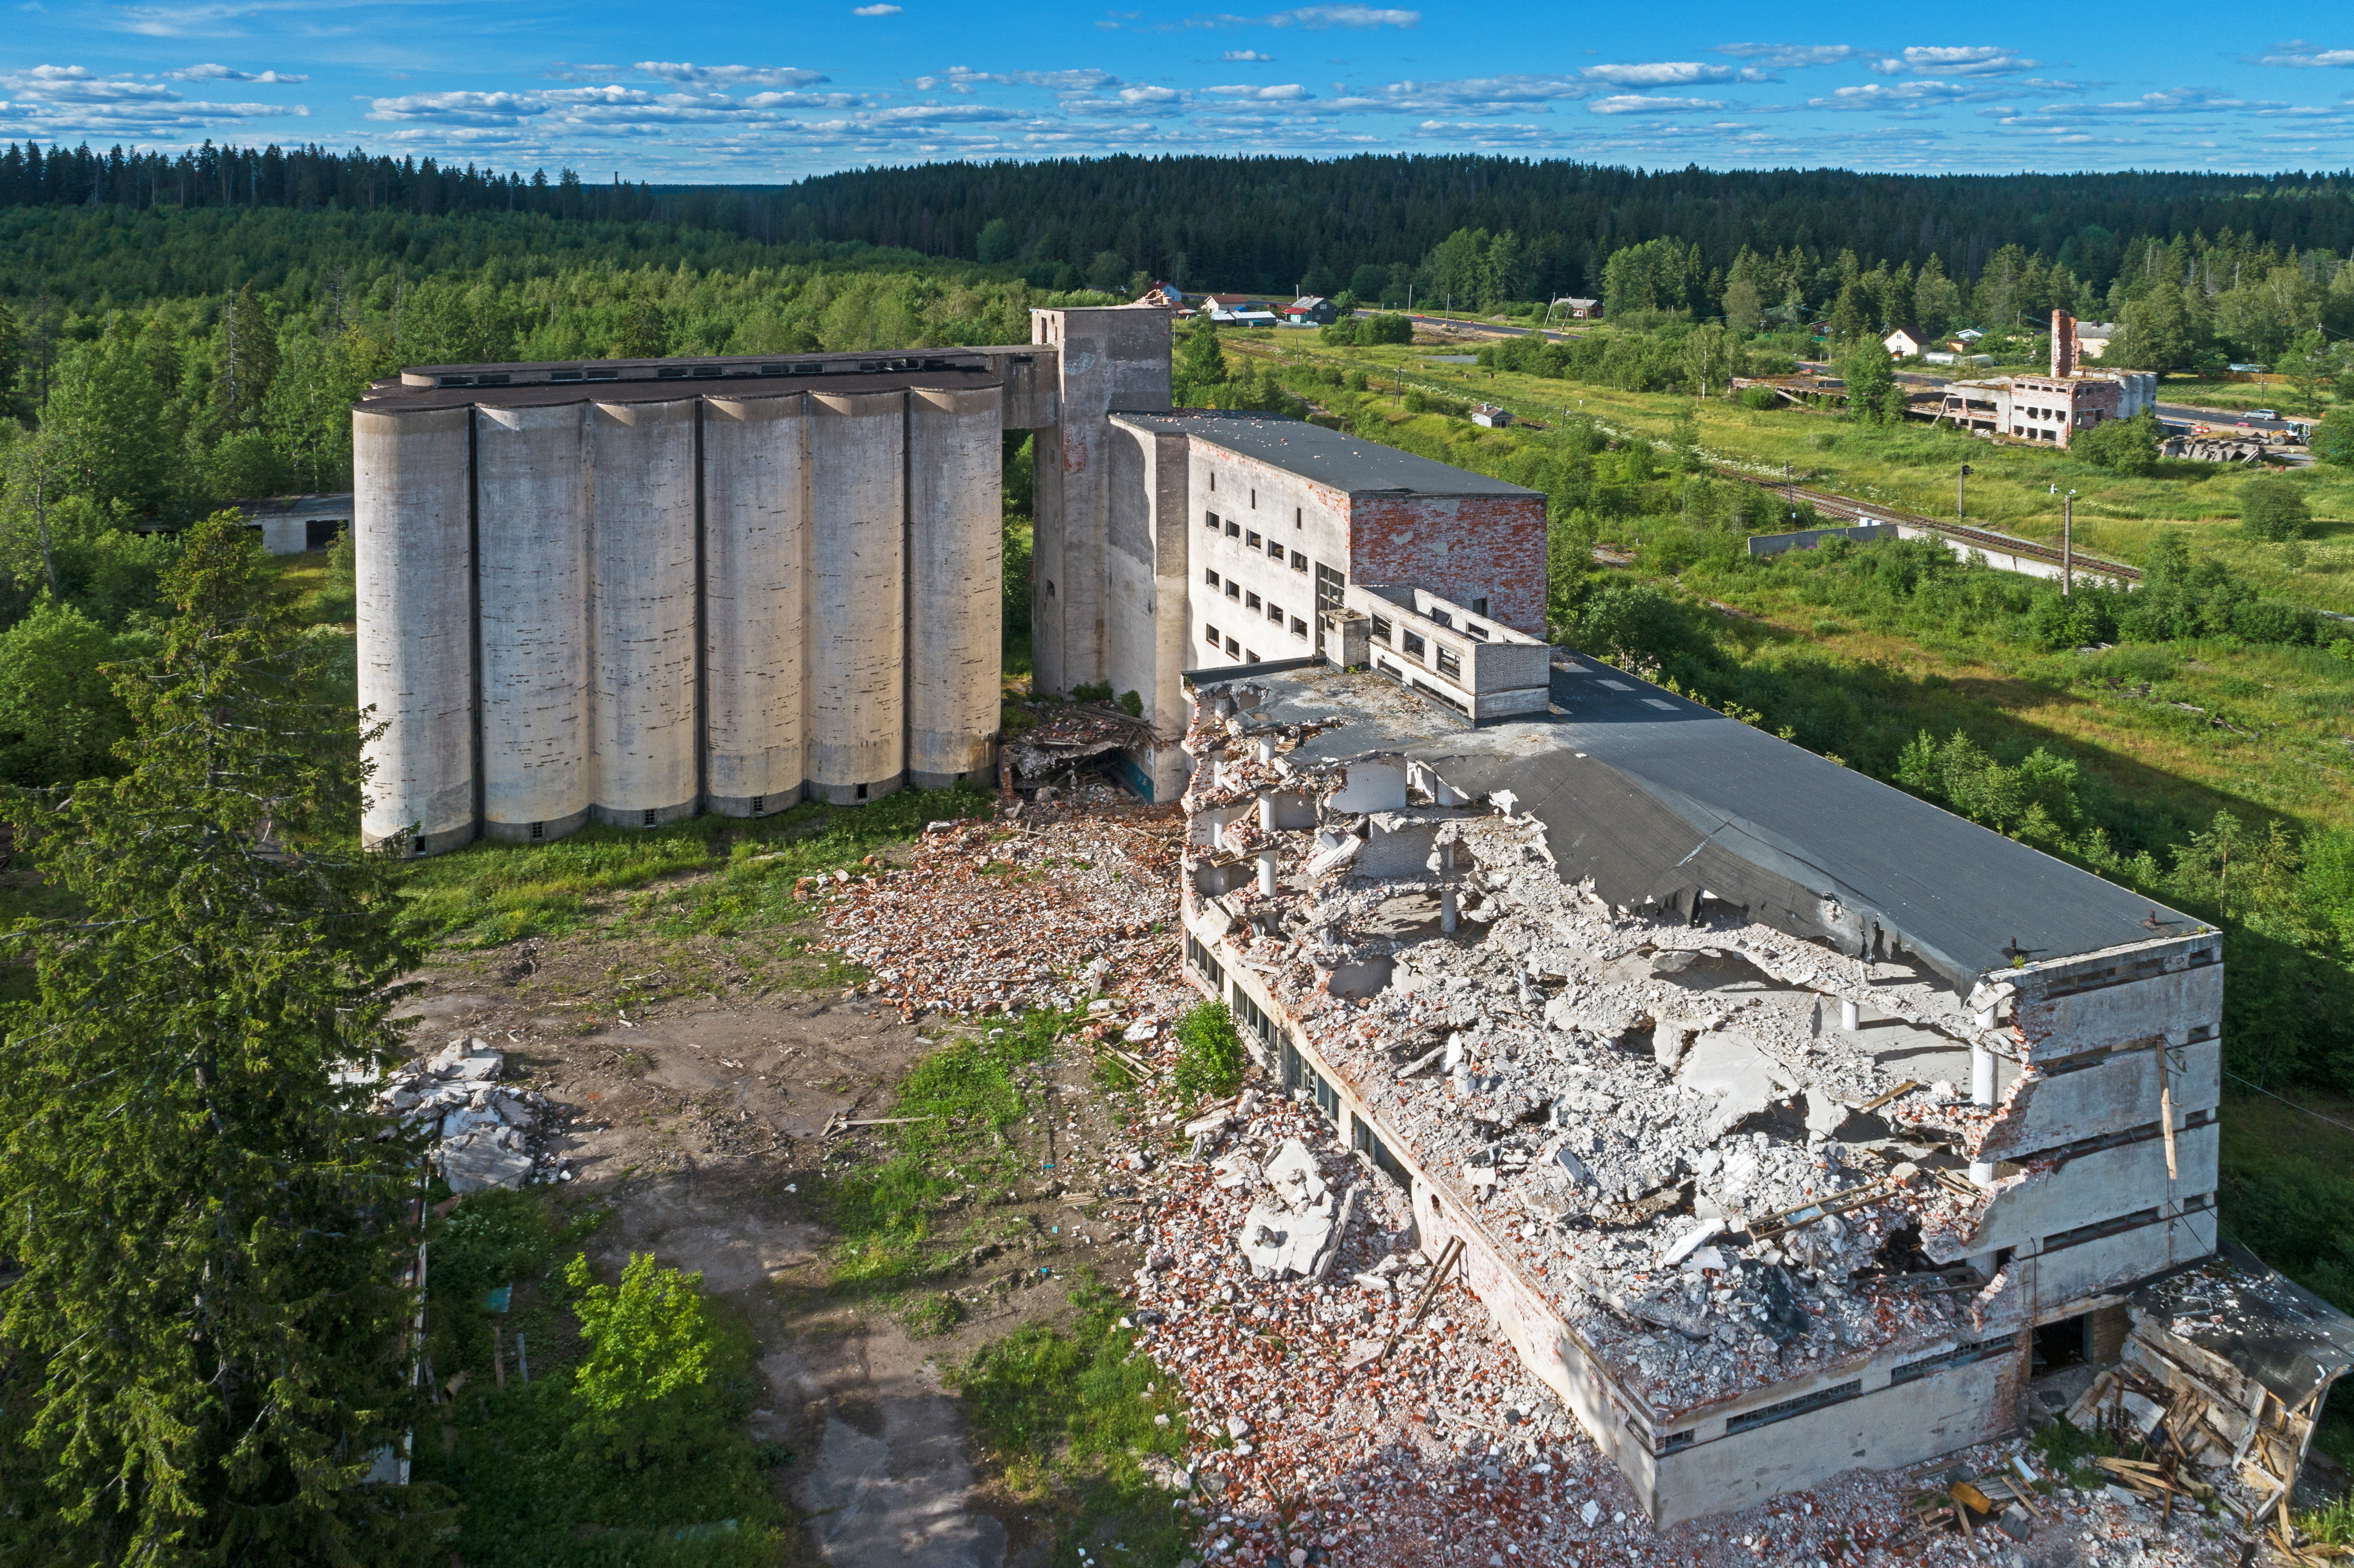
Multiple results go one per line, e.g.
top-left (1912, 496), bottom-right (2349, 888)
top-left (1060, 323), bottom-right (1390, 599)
top-left (1205, 512), bottom-right (1312, 571)
top-left (1201, 624), bottom-right (1256, 662)
top-left (1367, 615), bottom-right (1463, 681)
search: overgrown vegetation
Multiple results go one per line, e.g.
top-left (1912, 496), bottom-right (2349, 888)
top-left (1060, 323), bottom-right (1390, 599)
top-left (412, 1191), bottom-right (786, 1568)
top-left (1171, 999), bottom-right (1249, 1102)
top-left (823, 1006), bottom-right (1078, 1292)
top-left (391, 781), bottom-right (993, 949)
top-left (945, 1275), bottom-right (1193, 1567)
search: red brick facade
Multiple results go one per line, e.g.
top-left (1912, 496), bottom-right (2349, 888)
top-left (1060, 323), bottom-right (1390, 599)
top-left (1346, 494), bottom-right (1550, 637)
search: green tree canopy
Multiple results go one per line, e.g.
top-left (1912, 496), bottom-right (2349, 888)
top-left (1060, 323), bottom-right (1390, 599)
top-left (0, 512), bottom-right (442, 1562)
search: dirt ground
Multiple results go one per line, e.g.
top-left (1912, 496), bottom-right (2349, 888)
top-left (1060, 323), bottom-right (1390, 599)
top-left (405, 912), bottom-right (1146, 1568)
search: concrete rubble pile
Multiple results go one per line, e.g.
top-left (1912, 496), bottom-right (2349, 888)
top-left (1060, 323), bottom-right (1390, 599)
top-left (376, 1036), bottom-right (569, 1193)
top-left (1181, 690), bottom-right (2036, 1417)
top-left (805, 798), bottom-right (2258, 1566)
top-left (1003, 701), bottom-right (1158, 787)
top-left (809, 803), bottom-right (1183, 1022)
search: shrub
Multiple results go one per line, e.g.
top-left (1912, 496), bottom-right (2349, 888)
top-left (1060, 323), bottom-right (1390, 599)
top-left (564, 1251), bottom-right (720, 1465)
top-left (1171, 1000), bottom-right (1249, 1100)
top-left (2073, 411), bottom-right (2160, 476)
top-left (2312, 407), bottom-right (2354, 469)
top-left (1739, 386), bottom-right (1780, 411)
top-left (2240, 475), bottom-right (2313, 541)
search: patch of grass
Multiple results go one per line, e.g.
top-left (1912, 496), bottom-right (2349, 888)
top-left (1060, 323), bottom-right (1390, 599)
top-left (2298, 1492), bottom-right (2354, 1546)
top-left (393, 783), bottom-right (993, 949)
top-left (903, 1290), bottom-right (965, 1338)
top-left (2027, 1414), bottom-right (2120, 1490)
top-left (1171, 1000), bottom-right (1248, 1103)
top-left (823, 1007), bottom-right (1077, 1291)
top-left (946, 1274), bottom-right (1194, 1567)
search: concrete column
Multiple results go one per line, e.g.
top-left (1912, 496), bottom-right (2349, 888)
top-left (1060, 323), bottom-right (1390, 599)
top-left (354, 404), bottom-right (476, 854)
top-left (1971, 1038), bottom-right (1997, 1105)
top-left (476, 404), bottom-right (590, 842)
top-left (807, 391), bottom-right (907, 803)
top-left (1029, 306), bottom-right (1172, 697)
top-left (1441, 886), bottom-right (1459, 934)
top-left (1839, 998), bottom-right (1860, 1033)
top-left (703, 392), bottom-right (808, 816)
top-left (1257, 794), bottom-right (1276, 832)
top-left (1257, 849), bottom-right (1278, 896)
top-left (586, 398), bottom-right (699, 827)
top-left (908, 385), bottom-right (1003, 789)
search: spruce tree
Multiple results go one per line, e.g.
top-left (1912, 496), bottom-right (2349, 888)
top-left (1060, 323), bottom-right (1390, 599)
top-left (0, 513), bottom-right (445, 1563)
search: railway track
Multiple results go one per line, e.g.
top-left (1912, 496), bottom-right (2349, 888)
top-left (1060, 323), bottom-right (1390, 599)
top-left (1719, 468), bottom-right (2142, 583)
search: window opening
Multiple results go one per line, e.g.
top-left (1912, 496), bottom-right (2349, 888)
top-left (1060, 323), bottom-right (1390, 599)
top-left (530, 821), bottom-right (544, 840)
top-left (1436, 647), bottom-right (1461, 679)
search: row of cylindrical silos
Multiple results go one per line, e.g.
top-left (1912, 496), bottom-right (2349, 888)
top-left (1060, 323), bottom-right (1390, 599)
top-left (355, 385), bottom-right (1003, 853)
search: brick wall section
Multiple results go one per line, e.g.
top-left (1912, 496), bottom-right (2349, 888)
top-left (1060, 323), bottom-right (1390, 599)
top-left (1346, 494), bottom-right (1549, 637)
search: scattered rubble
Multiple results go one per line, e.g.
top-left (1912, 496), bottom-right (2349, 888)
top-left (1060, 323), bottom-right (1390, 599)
top-left (377, 1035), bottom-right (569, 1192)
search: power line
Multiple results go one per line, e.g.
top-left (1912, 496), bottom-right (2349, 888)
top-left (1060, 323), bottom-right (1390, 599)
top-left (2224, 1070), bottom-right (2354, 1137)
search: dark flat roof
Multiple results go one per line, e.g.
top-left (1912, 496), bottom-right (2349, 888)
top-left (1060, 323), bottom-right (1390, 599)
top-left (356, 366), bottom-right (1004, 414)
top-left (1112, 410), bottom-right (1541, 499)
top-left (1224, 658), bottom-right (2195, 991)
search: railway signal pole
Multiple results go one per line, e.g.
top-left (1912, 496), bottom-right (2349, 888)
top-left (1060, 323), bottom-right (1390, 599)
top-left (1958, 463), bottom-right (1971, 525)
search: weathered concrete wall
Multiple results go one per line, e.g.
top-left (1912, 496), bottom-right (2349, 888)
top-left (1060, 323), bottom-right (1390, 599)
top-left (476, 404), bottom-right (591, 841)
top-left (2013, 936), bottom-right (2223, 1061)
top-left (702, 392), bottom-right (808, 815)
top-left (1943, 1121), bottom-right (2218, 1260)
top-left (1650, 1354), bottom-right (2016, 1527)
top-left (908, 386), bottom-right (1003, 788)
top-left (1186, 439), bottom-right (1351, 665)
top-left (1974, 1039), bottom-right (2220, 1163)
top-left (807, 390), bottom-right (907, 802)
top-left (1030, 307), bottom-right (1172, 697)
top-left (2004, 1207), bottom-right (2218, 1319)
top-left (586, 398), bottom-right (700, 825)
top-left (1102, 422), bottom-right (1193, 800)
top-left (1348, 494), bottom-right (1548, 638)
top-left (354, 405), bottom-right (475, 852)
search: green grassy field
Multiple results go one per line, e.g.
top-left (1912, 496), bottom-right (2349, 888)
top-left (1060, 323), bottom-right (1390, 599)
top-left (1252, 335), bottom-right (2354, 612)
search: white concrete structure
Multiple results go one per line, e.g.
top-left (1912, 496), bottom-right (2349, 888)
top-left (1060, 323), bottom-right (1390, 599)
top-left (356, 351), bottom-right (1054, 852)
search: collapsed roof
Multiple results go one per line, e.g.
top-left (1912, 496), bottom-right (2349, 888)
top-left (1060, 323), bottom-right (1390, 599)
top-left (1252, 658), bottom-right (2195, 994)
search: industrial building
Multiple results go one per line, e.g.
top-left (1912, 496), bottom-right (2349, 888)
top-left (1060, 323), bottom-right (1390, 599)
top-left (1176, 656), bottom-right (2347, 1527)
top-left (351, 314), bottom-right (1145, 853)
top-left (1936, 311), bottom-right (2157, 448)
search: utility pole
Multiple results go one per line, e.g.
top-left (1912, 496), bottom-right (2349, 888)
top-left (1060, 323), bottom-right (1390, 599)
top-left (1957, 463), bottom-right (1971, 525)
top-left (2063, 489), bottom-right (2076, 596)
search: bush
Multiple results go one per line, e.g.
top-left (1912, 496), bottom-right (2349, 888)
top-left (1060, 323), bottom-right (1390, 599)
top-left (2074, 411), bottom-right (2160, 476)
top-left (2240, 475), bottom-right (2314, 541)
top-left (2313, 407), bottom-right (2354, 469)
top-left (564, 1251), bottom-right (719, 1464)
top-left (1739, 386), bottom-right (1780, 411)
top-left (1401, 389), bottom-right (1469, 418)
top-left (1171, 1000), bottom-right (1249, 1100)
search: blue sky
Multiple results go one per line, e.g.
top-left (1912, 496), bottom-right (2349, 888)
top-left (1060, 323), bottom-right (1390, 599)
top-left (4, 0), bottom-right (2353, 180)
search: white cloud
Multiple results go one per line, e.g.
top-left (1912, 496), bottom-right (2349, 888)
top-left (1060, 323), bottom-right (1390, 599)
top-left (2253, 41), bottom-right (2354, 68)
top-left (1374, 74), bottom-right (1586, 107)
top-left (1709, 44), bottom-right (1862, 68)
top-left (165, 63), bottom-right (306, 82)
top-left (1581, 61), bottom-right (1737, 87)
top-left (1588, 94), bottom-right (1724, 115)
top-left (1887, 46), bottom-right (2038, 77)
top-left (1983, 88), bottom-right (2278, 124)
top-left (907, 66), bottom-right (1121, 92)
top-left (633, 62), bottom-right (830, 87)
top-left (1165, 5), bottom-right (1416, 29)
top-left (1205, 82), bottom-right (1310, 99)
top-left (1222, 49), bottom-right (1276, 60)
top-left (0, 62), bottom-right (305, 131)
top-left (852, 4), bottom-right (902, 14)
top-left (1812, 80), bottom-right (2003, 110)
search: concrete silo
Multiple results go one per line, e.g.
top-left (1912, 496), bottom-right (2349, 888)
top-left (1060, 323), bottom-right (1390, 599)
top-left (702, 391), bottom-right (808, 816)
top-left (585, 398), bottom-right (700, 827)
top-left (907, 386), bottom-right (1003, 787)
top-left (806, 390), bottom-right (906, 803)
top-left (353, 404), bottom-right (475, 854)
top-left (476, 404), bottom-right (591, 842)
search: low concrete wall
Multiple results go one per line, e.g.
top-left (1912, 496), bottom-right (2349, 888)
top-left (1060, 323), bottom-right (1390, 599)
top-left (1745, 523), bottom-right (1897, 557)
